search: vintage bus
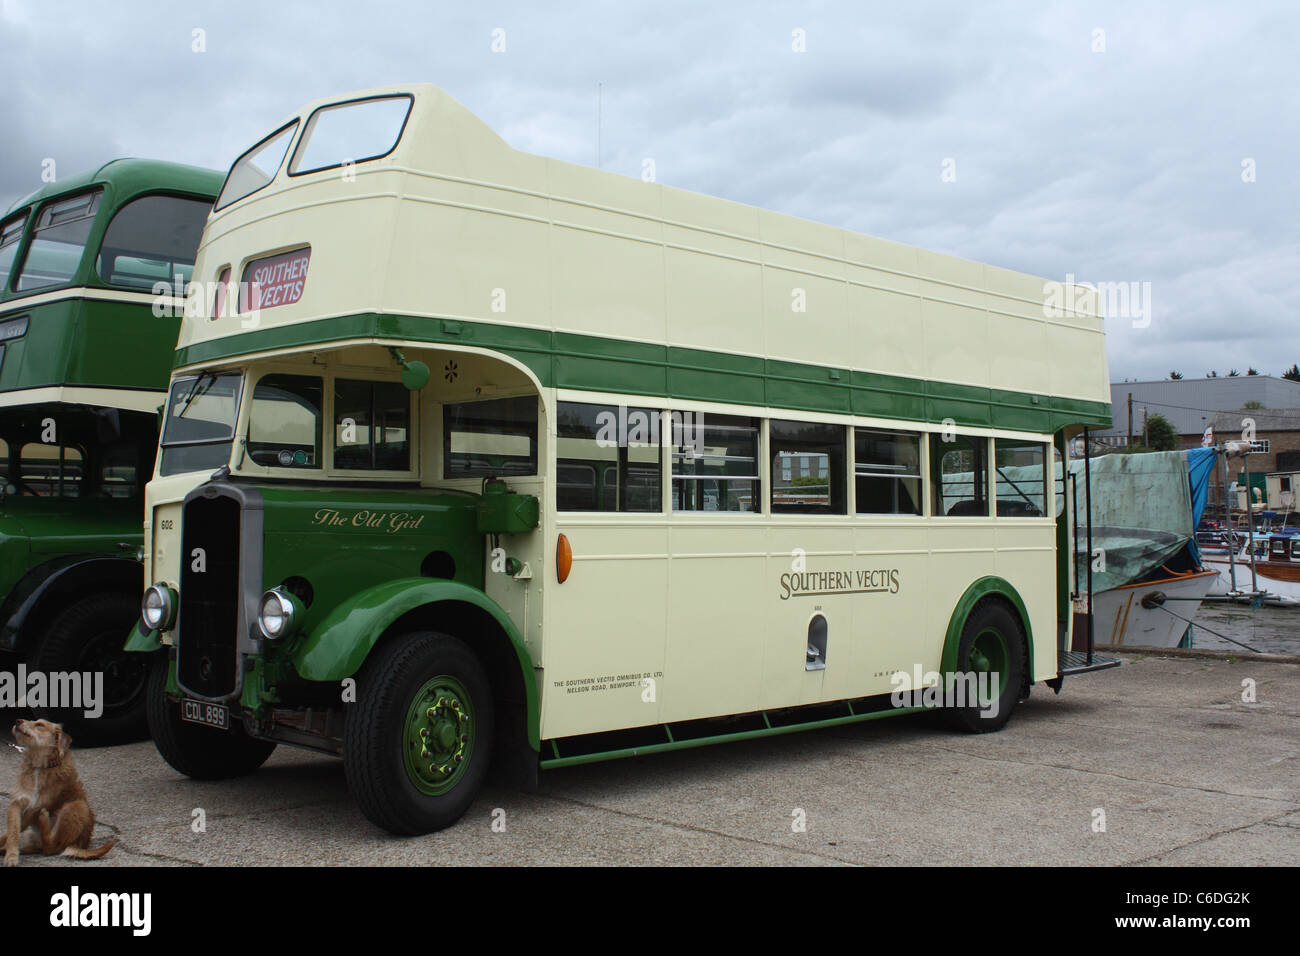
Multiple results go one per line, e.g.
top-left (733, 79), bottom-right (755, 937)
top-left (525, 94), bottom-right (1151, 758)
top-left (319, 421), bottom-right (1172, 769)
top-left (0, 159), bottom-right (221, 742)
top-left (129, 85), bottom-right (1115, 834)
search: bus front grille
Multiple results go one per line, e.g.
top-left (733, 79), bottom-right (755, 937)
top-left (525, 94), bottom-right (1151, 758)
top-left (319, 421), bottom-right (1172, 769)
top-left (177, 494), bottom-right (242, 699)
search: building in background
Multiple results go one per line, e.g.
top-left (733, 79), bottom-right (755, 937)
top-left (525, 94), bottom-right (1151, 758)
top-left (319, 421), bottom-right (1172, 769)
top-left (1095, 376), bottom-right (1300, 449)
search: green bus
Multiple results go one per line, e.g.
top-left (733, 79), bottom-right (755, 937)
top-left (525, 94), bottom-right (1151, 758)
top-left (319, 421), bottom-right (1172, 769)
top-left (0, 159), bottom-right (222, 742)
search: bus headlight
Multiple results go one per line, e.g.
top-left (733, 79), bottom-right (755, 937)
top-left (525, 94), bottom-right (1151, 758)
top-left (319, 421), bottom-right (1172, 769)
top-left (258, 588), bottom-right (302, 640)
top-left (141, 583), bottom-right (177, 631)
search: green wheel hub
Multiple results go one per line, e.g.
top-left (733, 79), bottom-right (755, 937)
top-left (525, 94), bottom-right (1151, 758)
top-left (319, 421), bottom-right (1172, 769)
top-left (403, 676), bottom-right (474, 796)
top-left (969, 627), bottom-right (1010, 702)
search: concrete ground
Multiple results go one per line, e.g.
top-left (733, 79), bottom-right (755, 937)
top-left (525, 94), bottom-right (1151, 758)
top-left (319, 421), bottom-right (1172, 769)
top-left (4, 651), bottom-right (1298, 866)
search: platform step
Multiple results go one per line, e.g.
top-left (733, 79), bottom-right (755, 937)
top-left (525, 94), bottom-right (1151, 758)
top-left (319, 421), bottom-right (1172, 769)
top-left (1059, 650), bottom-right (1122, 675)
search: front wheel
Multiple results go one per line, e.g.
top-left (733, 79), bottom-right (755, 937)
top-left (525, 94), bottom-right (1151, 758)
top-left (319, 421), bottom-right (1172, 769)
top-left (942, 601), bottom-right (1027, 734)
top-left (28, 592), bottom-right (150, 745)
top-left (344, 631), bottom-right (494, 835)
top-left (146, 653), bottom-right (276, 779)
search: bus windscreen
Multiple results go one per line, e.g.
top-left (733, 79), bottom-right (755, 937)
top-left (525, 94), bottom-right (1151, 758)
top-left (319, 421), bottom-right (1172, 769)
top-left (289, 94), bottom-right (412, 175)
top-left (0, 212), bottom-right (26, 291)
top-left (15, 189), bottom-right (101, 291)
top-left (215, 122), bottom-right (298, 211)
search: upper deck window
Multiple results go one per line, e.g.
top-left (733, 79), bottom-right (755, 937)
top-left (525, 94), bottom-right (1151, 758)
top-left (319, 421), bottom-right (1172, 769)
top-left (0, 213), bottom-right (27, 291)
top-left (14, 190), bottom-right (101, 291)
top-left (288, 94), bottom-right (413, 176)
top-left (214, 121), bottom-right (298, 211)
top-left (96, 194), bottom-right (213, 291)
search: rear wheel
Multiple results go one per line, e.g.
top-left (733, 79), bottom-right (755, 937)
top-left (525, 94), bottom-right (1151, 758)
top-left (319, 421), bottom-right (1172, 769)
top-left (943, 601), bottom-right (1026, 734)
top-left (146, 653), bottom-right (276, 779)
top-left (28, 592), bottom-right (150, 745)
top-left (344, 631), bottom-right (494, 835)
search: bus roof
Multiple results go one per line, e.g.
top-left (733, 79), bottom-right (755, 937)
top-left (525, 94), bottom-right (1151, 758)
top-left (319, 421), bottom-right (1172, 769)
top-left (7, 158), bottom-right (223, 215)
top-left (183, 84), bottom-right (1111, 431)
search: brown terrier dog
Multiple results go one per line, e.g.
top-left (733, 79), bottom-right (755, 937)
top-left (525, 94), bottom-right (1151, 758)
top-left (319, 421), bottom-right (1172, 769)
top-left (4, 719), bottom-right (114, 865)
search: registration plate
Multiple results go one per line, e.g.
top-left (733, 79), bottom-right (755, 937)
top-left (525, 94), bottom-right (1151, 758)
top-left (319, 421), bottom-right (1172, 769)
top-left (181, 699), bottom-right (230, 730)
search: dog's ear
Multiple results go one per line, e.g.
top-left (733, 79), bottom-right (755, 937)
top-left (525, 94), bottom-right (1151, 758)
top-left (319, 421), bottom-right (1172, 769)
top-left (54, 727), bottom-right (72, 758)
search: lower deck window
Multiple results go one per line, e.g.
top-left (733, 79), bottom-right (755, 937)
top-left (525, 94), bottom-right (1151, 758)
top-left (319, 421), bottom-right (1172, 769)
top-left (443, 396), bottom-right (537, 478)
top-left (557, 402), bottom-right (660, 512)
top-left (673, 413), bottom-right (759, 513)
top-left (931, 434), bottom-right (988, 516)
top-left (770, 420), bottom-right (846, 514)
top-left (855, 427), bottom-right (921, 515)
top-left (995, 439), bottom-right (1048, 517)
top-left (334, 379), bottom-right (410, 471)
top-left (249, 374), bottom-right (323, 468)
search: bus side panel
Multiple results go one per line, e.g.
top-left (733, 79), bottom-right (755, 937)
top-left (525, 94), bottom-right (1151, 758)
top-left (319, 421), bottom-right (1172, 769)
top-left (661, 523), bottom-right (768, 724)
top-left (993, 522), bottom-right (1059, 683)
top-left (540, 521), bottom-right (668, 739)
top-left (925, 523), bottom-right (998, 677)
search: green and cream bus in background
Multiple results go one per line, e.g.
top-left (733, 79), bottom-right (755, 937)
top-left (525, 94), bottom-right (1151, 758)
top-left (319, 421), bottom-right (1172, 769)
top-left (131, 85), bottom-right (1115, 834)
top-left (0, 160), bottom-right (221, 742)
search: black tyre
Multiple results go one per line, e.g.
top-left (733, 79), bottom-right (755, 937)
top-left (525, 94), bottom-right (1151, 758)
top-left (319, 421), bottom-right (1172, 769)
top-left (27, 592), bottom-right (151, 745)
top-left (146, 653), bottom-right (276, 779)
top-left (942, 600), bottom-right (1027, 734)
top-left (344, 631), bottom-right (494, 835)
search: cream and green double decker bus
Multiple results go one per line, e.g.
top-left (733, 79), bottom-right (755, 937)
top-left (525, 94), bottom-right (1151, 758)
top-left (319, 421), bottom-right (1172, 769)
top-left (130, 85), bottom-right (1115, 834)
top-left (0, 160), bottom-right (220, 742)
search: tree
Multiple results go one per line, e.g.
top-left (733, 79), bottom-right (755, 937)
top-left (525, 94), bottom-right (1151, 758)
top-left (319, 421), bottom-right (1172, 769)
top-left (1145, 413), bottom-right (1178, 451)
top-left (1284, 364), bottom-right (1300, 382)
top-left (1228, 369), bottom-right (1240, 376)
top-left (1243, 400), bottom-right (1264, 410)
top-left (1169, 370), bottom-right (1183, 380)
top-left (1206, 370), bottom-right (1218, 378)
top-left (1247, 368), bottom-right (1260, 375)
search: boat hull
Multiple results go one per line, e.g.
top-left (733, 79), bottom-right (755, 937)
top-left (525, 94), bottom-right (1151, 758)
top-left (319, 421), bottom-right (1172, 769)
top-left (1092, 569), bottom-right (1219, 648)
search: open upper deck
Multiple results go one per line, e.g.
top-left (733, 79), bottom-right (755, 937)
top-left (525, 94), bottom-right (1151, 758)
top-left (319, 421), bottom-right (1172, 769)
top-left (181, 85), bottom-right (1110, 433)
top-left (0, 159), bottom-right (222, 410)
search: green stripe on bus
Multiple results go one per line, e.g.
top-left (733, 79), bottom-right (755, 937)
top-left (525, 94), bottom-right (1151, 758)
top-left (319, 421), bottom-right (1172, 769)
top-left (173, 312), bottom-right (1112, 431)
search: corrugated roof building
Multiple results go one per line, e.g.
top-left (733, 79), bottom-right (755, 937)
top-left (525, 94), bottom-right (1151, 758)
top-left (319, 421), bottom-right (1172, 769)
top-left (1098, 376), bottom-right (1300, 441)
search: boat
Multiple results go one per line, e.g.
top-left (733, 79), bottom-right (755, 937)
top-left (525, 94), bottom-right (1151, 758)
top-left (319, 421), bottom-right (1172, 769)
top-left (1204, 532), bottom-right (1300, 606)
top-left (1072, 447), bottom-right (1222, 647)
top-left (1091, 567), bottom-right (1220, 647)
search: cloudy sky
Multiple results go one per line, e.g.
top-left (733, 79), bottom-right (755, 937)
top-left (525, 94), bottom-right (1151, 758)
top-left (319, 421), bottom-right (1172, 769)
top-left (2, 1), bottom-right (1295, 382)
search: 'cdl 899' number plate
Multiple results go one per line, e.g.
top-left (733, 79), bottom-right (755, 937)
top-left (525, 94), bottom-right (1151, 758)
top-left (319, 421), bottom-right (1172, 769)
top-left (181, 699), bottom-right (229, 730)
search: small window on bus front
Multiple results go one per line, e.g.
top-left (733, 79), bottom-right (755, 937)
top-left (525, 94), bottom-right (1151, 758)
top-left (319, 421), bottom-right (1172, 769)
top-left (289, 94), bottom-right (413, 176)
top-left (855, 428), bottom-right (921, 515)
top-left (443, 396), bottom-right (538, 479)
top-left (215, 122), bottom-right (299, 211)
top-left (334, 379), bottom-right (410, 471)
top-left (770, 420), bottom-right (846, 515)
top-left (249, 374), bottom-right (324, 469)
top-left (931, 434), bottom-right (989, 517)
top-left (673, 413), bottom-right (759, 512)
top-left (0, 213), bottom-right (27, 291)
top-left (15, 190), bottom-right (101, 291)
top-left (557, 402), bottom-right (661, 512)
top-left (96, 194), bottom-right (212, 291)
top-left (994, 439), bottom-right (1047, 517)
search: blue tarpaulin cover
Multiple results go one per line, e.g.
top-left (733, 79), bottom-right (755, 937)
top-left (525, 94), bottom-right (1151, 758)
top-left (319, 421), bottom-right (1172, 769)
top-left (1184, 446), bottom-right (1218, 565)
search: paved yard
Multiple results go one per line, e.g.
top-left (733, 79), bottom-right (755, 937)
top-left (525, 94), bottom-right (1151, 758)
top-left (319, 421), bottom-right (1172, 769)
top-left (4, 652), bottom-right (1297, 866)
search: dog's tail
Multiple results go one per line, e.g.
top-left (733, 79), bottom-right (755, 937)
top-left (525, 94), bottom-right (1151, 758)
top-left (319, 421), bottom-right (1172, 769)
top-left (62, 840), bottom-right (115, 860)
